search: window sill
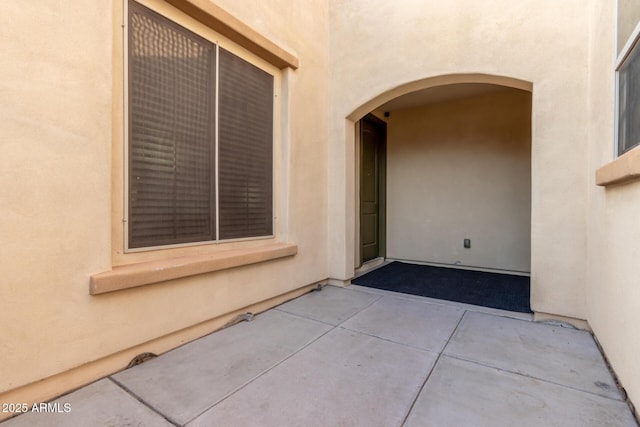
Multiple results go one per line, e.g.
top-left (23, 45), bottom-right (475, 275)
top-left (90, 242), bottom-right (297, 295)
top-left (165, 0), bottom-right (298, 70)
top-left (596, 146), bottom-right (640, 187)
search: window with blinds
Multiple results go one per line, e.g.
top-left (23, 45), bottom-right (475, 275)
top-left (618, 37), bottom-right (640, 156)
top-left (219, 49), bottom-right (274, 239)
top-left (128, 1), bottom-right (274, 249)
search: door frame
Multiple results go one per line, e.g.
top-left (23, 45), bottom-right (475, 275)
top-left (356, 113), bottom-right (387, 267)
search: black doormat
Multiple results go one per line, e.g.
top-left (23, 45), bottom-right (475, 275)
top-left (352, 262), bottom-right (531, 313)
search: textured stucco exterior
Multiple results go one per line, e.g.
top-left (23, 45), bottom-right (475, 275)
top-left (328, 0), bottom-right (590, 319)
top-left (1, 0), bottom-right (639, 419)
top-left (0, 0), bottom-right (329, 411)
top-left (587, 0), bottom-right (640, 409)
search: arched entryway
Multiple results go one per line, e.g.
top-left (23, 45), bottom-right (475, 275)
top-left (349, 75), bottom-right (533, 310)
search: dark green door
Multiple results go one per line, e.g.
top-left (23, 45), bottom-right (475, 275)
top-left (360, 115), bottom-right (386, 264)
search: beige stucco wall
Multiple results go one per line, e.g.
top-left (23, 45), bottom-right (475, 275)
top-left (0, 0), bottom-right (329, 406)
top-left (587, 0), bottom-right (640, 409)
top-left (3, 0), bottom-right (639, 416)
top-left (617, 0), bottom-right (640, 53)
top-left (328, 0), bottom-right (589, 319)
top-left (386, 89), bottom-right (531, 272)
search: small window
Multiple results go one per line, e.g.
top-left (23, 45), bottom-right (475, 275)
top-left (127, 1), bottom-right (273, 249)
top-left (617, 32), bottom-right (640, 155)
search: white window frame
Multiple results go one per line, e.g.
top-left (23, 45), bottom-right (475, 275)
top-left (615, 20), bottom-right (640, 157)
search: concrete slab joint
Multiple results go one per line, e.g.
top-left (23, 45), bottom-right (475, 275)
top-left (2, 287), bottom-right (636, 426)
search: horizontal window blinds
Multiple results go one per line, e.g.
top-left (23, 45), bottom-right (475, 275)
top-left (129, 1), bottom-right (216, 248)
top-left (619, 41), bottom-right (640, 155)
top-left (127, 1), bottom-right (274, 249)
top-left (218, 48), bottom-right (274, 240)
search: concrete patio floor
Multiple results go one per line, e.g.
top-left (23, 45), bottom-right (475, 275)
top-left (3, 285), bottom-right (637, 426)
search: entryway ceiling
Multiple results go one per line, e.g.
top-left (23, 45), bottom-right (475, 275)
top-left (378, 83), bottom-right (516, 112)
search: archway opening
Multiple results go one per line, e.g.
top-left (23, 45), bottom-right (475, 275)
top-left (353, 79), bottom-right (532, 312)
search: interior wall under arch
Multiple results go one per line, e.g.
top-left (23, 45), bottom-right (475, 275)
top-left (385, 89), bottom-right (532, 272)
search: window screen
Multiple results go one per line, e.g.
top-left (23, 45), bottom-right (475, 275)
top-left (618, 39), bottom-right (640, 155)
top-left (218, 48), bottom-right (274, 240)
top-left (127, 1), bottom-right (274, 249)
top-left (128, 1), bottom-right (215, 248)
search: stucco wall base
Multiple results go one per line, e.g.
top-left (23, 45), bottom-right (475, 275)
top-left (327, 278), bottom-right (352, 287)
top-left (0, 282), bottom-right (319, 423)
top-left (533, 312), bottom-right (591, 332)
top-left (591, 334), bottom-right (640, 425)
top-left (354, 257), bottom-right (386, 276)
